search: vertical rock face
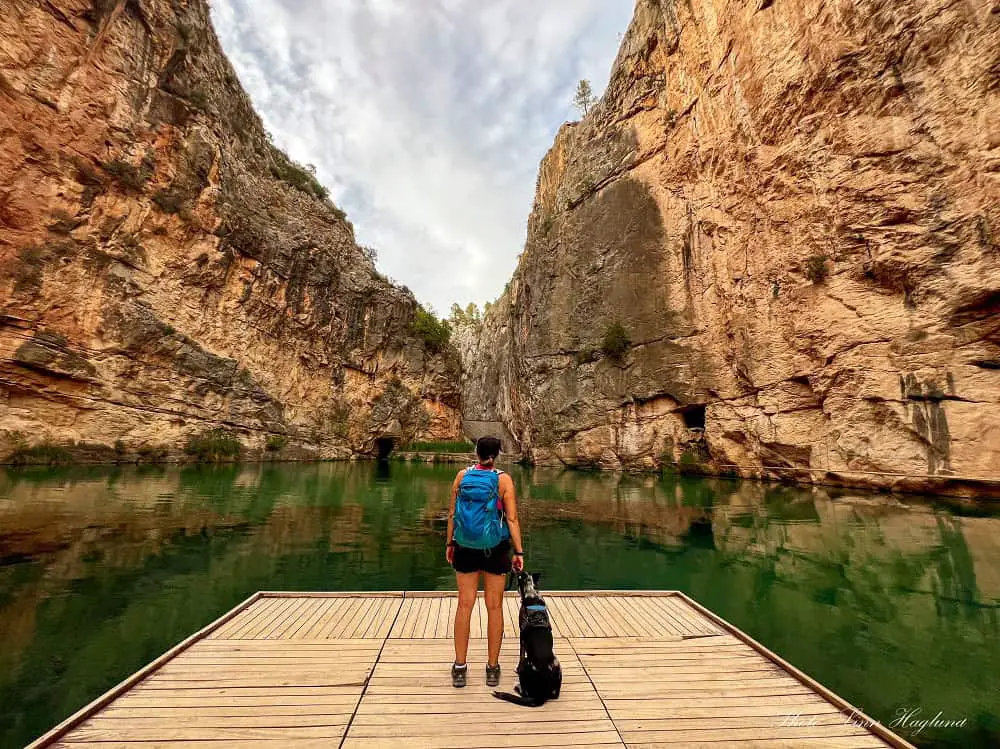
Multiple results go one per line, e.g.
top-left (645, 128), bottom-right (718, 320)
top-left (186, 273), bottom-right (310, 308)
top-left (463, 0), bottom-right (1000, 494)
top-left (0, 0), bottom-right (460, 460)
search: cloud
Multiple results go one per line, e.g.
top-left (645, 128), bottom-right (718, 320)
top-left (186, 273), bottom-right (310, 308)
top-left (209, 0), bottom-right (635, 314)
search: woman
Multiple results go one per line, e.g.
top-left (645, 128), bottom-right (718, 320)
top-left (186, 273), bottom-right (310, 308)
top-left (445, 436), bottom-right (524, 688)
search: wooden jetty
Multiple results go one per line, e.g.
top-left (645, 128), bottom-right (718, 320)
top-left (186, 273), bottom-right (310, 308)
top-left (30, 591), bottom-right (914, 748)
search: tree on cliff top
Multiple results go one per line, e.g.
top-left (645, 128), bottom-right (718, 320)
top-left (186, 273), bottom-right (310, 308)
top-left (574, 79), bottom-right (596, 117)
top-left (448, 302), bottom-right (481, 326)
top-left (412, 307), bottom-right (451, 352)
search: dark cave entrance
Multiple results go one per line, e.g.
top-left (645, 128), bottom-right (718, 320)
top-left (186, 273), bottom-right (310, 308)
top-left (375, 437), bottom-right (396, 460)
top-left (679, 404), bottom-right (707, 430)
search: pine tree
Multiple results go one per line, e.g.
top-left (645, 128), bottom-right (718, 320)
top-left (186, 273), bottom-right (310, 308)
top-left (573, 79), bottom-right (596, 117)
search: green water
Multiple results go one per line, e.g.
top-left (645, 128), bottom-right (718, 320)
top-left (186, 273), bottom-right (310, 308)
top-left (0, 461), bottom-right (997, 748)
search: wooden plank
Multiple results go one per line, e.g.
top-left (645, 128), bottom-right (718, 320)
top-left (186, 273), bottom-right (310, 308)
top-left (619, 724), bottom-right (880, 742)
top-left (626, 740), bottom-right (888, 749)
top-left (357, 598), bottom-right (384, 639)
top-left (28, 591), bottom-right (906, 749)
top-left (26, 592), bottom-right (262, 749)
top-left (663, 597), bottom-right (719, 635)
top-left (83, 715), bottom-right (352, 728)
top-left (503, 595), bottom-right (519, 636)
top-left (63, 726), bottom-right (349, 741)
top-left (393, 597), bottom-right (416, 639)
top-left (615, 713), bottom-right (869, 731)
top-left (630, 596), bottom-right (685, 636)
top-left (210, 599), bottom-right (274, 640)
top-left (103, 704), bottom-right (358, 716)
top-left (256, 592), bottom-right (404, 597)
top-left (354, 697), bottom-right (609, 710)
top-left (283, 598), bottom-right (327, 639)
top-left (52, 742), bottom-right (339, 749)
top-left (341, 731), bottom-right (624, 747)
top-left (600, 596), bottom-right (647, 637)
top-left (346, 597), bottom-right (379, 639)
top-left (297, 597), bottom-right (352, 638)
top-left (673, 592), bottom-right (910, 749)
top-left (264, 596), bottom-right (313, 639)
top-left (601, 686), bottom-right (821, 700)
top-left (578, 597), bottom-right (618, 638)
top-left (566, 595), bottom-right (606, 637)
top-left (544, 597), bottom-right (579, 637)
top-left (348, 719), bottom-right (615, 737)
top-left (237, 597), bottom-right (296, 639)
top-left (351, 709), bottom-right (616, 724)
top-left (570, 635), bottom-right (727, 649)
top-left (326, 597), bottom-right (371, 639)
top-left (115, 695), bottom-right (361, 707)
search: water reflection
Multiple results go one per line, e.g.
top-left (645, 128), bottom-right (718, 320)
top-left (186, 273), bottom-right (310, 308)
top-left (0, 463), bottom-right (998, 748)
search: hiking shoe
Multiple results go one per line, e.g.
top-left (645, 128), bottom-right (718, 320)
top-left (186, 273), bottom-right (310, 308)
top-left (451, 662), bottom-right (467, 688)
top-left (486, 663), bottom-right (501, 687)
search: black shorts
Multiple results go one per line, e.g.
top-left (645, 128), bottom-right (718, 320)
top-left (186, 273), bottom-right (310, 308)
top-left (452, 539), bottom-right (511, 576)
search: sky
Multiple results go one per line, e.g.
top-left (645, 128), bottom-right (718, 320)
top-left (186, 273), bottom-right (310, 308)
top-left (209, 0), bottom-right (635, 315)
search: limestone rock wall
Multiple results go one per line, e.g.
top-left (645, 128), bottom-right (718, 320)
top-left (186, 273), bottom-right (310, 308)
top-left (0, 0), bottom-right (461, 462)
top-left (463, 0), bottom-right (1000, 495)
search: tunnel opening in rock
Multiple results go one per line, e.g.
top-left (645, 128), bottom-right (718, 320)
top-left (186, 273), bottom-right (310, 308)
top-left (679, 404), bottom-right (707, 430)
top-left (375, 437), bottom-right (396, 460)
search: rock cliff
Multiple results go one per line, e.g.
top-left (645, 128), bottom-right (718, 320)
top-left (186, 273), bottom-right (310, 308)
top-left (0, 0), bottom-right (461, 462)
top-left (463, 0), bottom-right (1000, 495)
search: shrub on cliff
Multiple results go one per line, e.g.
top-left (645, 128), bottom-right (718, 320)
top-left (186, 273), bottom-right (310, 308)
top-left (412, 308), bottom-right (451, 351)
top-left (184, 429), bottom-right (242, 462)
top-left (805, 255), bottom-right (829, 284)
top-left (265, 435), bottom-right (288, 452)
top-left (270, 153), bottom-right (330, 202)
top-left (6, 441), bottom-right (73, 466)
top-left (102, 156), bottom-right (154, 194)
top-left (601, 322), bottom-right (631, 363)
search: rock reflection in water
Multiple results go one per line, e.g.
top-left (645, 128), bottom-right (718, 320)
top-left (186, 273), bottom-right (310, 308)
top-left (0, 462), bottom-right (998, 749)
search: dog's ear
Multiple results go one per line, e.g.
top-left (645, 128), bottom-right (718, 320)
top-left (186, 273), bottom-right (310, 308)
top-left (531, 572), bottom-right (541, 586)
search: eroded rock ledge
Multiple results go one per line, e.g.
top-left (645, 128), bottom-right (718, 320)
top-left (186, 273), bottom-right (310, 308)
top-left (1, 0), bottom-right (460, 462)
top-left (461, 0), bottom-right (1000, 496)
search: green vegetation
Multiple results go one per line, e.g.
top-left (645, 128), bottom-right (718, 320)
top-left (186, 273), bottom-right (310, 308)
top-left (152, 189), bottom-right (185, 214)
top-left (601, 321), bottom-right (631, 363)
top-left (805, 254), bottom-right (829, 284)
top-left (137, 444), bottom-right (168, 462)
top-left (265, 435), bottom-right (288, 452)
top-left (405, 440), bottom-right (473, 453)
top-left (573, 79), bottom-right (596, 117)
top-left (412, 307), bottom-right (451, 351)
top-left (5, 441), bottom-right (73, 466)
top-left (448, 302), bottom-right (481, 326)
top-left (270, 153), bottom-right (330, 201)
top-left (183, 429), bottom-right (242, 462)
top-left (48, 209), bottom-right (80, 235)
top-left (102, 156), bottom-right (154, 194)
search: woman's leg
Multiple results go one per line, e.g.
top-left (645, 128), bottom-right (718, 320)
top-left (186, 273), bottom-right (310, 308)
top-left (454, 571), bottom-right (479, 665)
top-left (483, 571), bottom-right (506, 667)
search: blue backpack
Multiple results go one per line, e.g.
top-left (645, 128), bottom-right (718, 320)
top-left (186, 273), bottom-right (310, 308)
top-left (454, 467), bottom-right (510, 550)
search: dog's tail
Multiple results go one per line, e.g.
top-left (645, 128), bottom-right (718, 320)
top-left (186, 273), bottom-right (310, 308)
top-left (492, 690), bottom-right (544, 707)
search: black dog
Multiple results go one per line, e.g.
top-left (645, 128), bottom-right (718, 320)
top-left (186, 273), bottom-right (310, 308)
top-left (493, 572), bottom-right (562, 707)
